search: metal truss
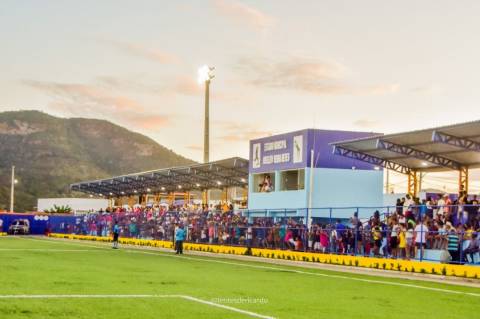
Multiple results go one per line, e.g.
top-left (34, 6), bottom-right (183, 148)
top-left (333, 145), bottom-right (411, 174)
top-left (70, 160), bottom-right (248, 198)
top-left (407, 171), bottom-right (419, 197)
top-left (459, 166), bottom-right (469, 194)
top-left (432, 131), bottom-right (480, 152)
top-left (376, 139), bottom-right (461, 170)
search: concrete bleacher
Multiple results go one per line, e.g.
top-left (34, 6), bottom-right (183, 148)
top-left (415, 241), bottom-right (480, 264)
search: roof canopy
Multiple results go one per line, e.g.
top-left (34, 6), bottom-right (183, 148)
top-left (331, 120), bottom-right (480, 174)
top-left (71, 157), bottom-right (248, 197)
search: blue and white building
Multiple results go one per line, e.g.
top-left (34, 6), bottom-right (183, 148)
top-left (247, 129), bottom-right (383, 219)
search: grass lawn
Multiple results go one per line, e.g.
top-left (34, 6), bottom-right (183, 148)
top-left (0, 236), bottom-right (479, 319)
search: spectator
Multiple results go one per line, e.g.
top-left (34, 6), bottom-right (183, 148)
top-left (446, 222), bottom-right (459, 263)
top-left (463, 233), bottom-right (479, 262)
top-left (414, 218), bottom-right (429, 259)
top-left (398, 224), bottom-right (407, 259)
top-left (175, 224), bottom-right (186, 254)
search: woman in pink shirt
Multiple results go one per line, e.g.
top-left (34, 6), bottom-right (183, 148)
top-left (319, 229), bottom-right (329, 253)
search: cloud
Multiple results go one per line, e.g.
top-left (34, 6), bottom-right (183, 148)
top-left (410, 85), bottom-right (440, 95)
top-left (109, 40), bottom-right (181, 64)
top-left (186, 144), bottom-right (203, 151)
top-left (236, 56), bottom-right (347, 94)
top-left (212, 0), bottom-right (274, 30)
top-left (216, 122), bottom-right (275, 142)
top-left (236, 56), bottom-right (399, 96)
top-left (173, 76), bottom-right (203, 96)
top-left (96, 75), bottom-right (203, 97)
top-left (23, 80), bottom-right (171, 131)
top-left (129, 114), bottom-right (170, 130)
top-left (24, 80), bottom-right (145, 113)
top-left (353, 84), bottom-right (400, 96)
top-left (352, 119), bottom-right (380, 128)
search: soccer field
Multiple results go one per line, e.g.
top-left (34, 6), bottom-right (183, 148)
top-left (1, 237), bottom-right (479, 319)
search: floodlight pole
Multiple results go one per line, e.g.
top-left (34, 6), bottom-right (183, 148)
top-left (10, 165), bottom-right (15, 213)
top-left (307, 149), bottom-right (314, 230)
top-left (204, 79), bottom-right (210, 163)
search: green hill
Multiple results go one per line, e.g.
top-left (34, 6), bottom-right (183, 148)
top-left (0, 110), bottom-right (195, 212)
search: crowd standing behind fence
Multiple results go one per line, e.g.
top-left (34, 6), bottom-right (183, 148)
top-left (52, 192), bottom-right (480, 264)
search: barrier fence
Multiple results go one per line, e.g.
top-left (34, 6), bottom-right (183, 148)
top-left (1, 204), bottom-right (479, 265)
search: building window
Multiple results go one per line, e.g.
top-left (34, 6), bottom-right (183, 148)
top-left (279, 169), bottom-right (305, 191)
top-left (253, 173), bottom-right (275, 193)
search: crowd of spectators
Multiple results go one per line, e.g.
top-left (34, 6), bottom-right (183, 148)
top-left (57, 192), bottom-right (480, 264)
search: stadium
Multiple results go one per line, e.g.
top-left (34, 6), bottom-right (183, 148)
top-left (2, 120), bottom-right (480, 318)
top-left (1, 2), bottom-right (480, 319)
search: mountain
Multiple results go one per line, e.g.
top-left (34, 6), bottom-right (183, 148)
top-left (0, 110), bottom-right (195, 212)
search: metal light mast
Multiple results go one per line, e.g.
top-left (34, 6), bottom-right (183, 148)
top-left (198, 65), bottom-right (215, 163)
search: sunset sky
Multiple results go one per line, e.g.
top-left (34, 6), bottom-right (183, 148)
top-left (1, 0), bottom-right (479, 192)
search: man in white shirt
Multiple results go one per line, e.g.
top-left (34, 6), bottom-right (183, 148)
top-left (436, 194), bottom-right (447, 217)
top-left (414, 220), bottom-right (429, 259)
top-left (403, 194), bottom-right (414, 212)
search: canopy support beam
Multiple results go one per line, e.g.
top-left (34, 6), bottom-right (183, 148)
top-left (432, 131), bottom-right (480, 152)
top-left (376, 139), bottom-right (461, 170)
top-left (459, 167), bottom-right (469, 194)
top-left (333, 145), bottom-right (411, 174)
top-left (407, 170), bottom-right (419, 197)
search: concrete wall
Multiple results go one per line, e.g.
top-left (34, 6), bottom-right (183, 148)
top-left (308, 167), bottom-right (383, 218)
top-left (247, 167), bottom-right (383, 219)
top-left (37, 198), bottom-right (109, 214)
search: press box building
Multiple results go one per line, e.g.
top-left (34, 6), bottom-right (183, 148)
top-left (247, 129), bottom-right (383, 219)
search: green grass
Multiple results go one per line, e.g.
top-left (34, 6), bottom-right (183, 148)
top-left (0, 236), bottom-right (479, 319)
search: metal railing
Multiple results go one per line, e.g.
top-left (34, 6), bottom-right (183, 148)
top-left (43, 204), bottom-right (480, 265)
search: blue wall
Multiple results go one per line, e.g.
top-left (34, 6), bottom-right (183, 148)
top-left (0, 214), bottom-right (79, 235)
top-left (247, 167), bottom-right (383, 218)
top-left (308, 167), bottom-right (383, 218)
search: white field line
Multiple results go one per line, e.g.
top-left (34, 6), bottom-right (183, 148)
top-left (178, 295), bottom-right (275, 319)
top-left (0, 294), bottom-right (275, 319)
top-left (22, 237), bottom-right (480, 298)
top-left (18, 237), bottom-right (109, 250)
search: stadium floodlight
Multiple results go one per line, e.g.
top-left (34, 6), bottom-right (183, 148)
top-left (198, 65), bottom-right (215, 163)
top-left (216, 181), bottom-right (222, 186)
top-left (146, 188), bottom-right (151, 192)
top-left (374, 166), bottom-right (380, 171)
top-left (161, 186), bottom-right (166, 191)
top-left (197, 65), bottom-right (214, 84)
top-left (196, 183), bottom-right (201, 187)
top-left (109, 192), bottom-right (113, 196)
top-left (178, 185), bottom-right (182, 189)
top-left (133, 190), bottom-right (138, 193)
top-left (422, 162), bottom-right (428, 166)
top-left (240, 178), bottom-right (246, 183)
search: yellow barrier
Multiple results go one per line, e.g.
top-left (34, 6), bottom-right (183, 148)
top-left (48, 233), bottom-right (480, 279)
top-left (0, 232), bottom-right (7, 236)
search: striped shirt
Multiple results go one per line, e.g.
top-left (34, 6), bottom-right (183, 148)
top-left (447, 233), bottom-right (459, 251)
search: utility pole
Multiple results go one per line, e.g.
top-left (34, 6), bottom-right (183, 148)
top-left (10, 165), bottom-right (15, 213)
top-left (204, 78), bottom-right (210, 163)
top-left (307, 149), bottom-right (314, 230)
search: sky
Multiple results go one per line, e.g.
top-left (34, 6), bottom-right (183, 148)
top-left (1, 0), bottom-right (480, 193)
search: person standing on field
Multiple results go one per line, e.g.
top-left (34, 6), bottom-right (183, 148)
top-left (112, 221), bottom-right (120, 249)
top-left (175, 224), bottom-right (186, 254)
